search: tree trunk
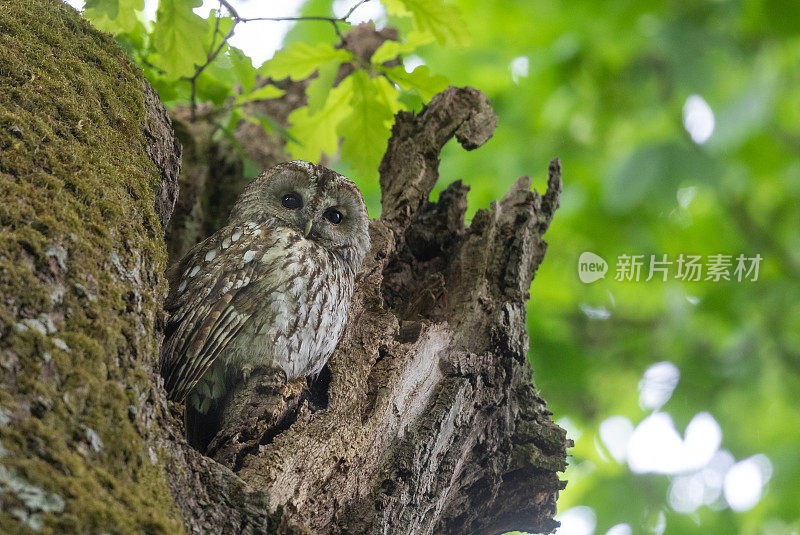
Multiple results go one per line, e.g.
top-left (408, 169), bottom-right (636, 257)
top-left (0, 2), bottom-right (568, 534)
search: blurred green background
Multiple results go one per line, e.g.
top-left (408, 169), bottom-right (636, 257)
top-left (75, 0), bottom-right (800, 532)
top-left (421, 2), bottom-right (800, 534)
top-left (328, 1), bottom-right (800, 533)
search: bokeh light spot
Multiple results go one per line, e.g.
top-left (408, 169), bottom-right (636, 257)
top-left (555, 506), bottom-right (596, 535)
top-left (683, 94), bottom-right (715, 144)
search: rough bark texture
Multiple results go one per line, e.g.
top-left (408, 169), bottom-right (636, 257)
top-left (0, 2), bottom-right (568, 534)
top-left (0, 1), bottom-right (183, 532)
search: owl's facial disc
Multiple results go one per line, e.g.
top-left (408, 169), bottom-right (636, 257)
top-left (232, 162), bottom-right (369, 268)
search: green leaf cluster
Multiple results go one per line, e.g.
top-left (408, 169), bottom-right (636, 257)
top-left (80, 0), bottom-right (462, 184)
top-left (257, 0), bottom-right (456, 180)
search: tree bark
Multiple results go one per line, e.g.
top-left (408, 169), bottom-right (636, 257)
top-left (0, 2), bottom-right (568, 534)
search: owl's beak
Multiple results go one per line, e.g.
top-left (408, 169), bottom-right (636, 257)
top-left (304, 219), bottom-right (313, 238)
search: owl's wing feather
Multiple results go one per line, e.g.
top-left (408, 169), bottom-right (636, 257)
top-left (160, 223), bottom-right (283, 403)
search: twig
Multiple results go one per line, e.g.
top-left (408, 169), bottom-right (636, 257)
top-left (184, 0), bottom-right (371, 119)
top-left (187, 23), bottom-right (238, 120)
top-left (240, 15), bottom-right (344, 39)
top-left (207, 1), bottom-right (224, 57)
top-left (239, 0), bottom-right (371, 40)
top-left (218, 0), bottom-right (239, 20)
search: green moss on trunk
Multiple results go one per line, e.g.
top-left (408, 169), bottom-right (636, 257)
top-left (0, 1), bottom-right (182, 532)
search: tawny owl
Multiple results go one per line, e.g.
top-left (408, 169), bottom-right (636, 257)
top-left (160, 161), bottom-right (370, 411)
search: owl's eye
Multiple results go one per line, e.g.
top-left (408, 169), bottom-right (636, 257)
top-left (281, 192), bottom-right (303, 210)
top-left (324, 208), bottom-right (343, 225)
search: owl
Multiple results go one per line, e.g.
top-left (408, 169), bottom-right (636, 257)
top-left (160, 161), bottom-right (370, 412)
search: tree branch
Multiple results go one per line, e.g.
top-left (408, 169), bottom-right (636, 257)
top-left (237, 0), bottom-right (371, 40)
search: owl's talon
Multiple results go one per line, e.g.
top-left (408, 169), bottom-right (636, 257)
top-left (241, 363), bottom-right (255, 381)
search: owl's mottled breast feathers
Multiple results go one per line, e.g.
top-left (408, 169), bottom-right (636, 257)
top-left (160, 161), bottom-right (369, 405)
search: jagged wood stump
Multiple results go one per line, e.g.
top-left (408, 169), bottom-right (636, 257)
top-left (204, 87), bottom-right (568, 534)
